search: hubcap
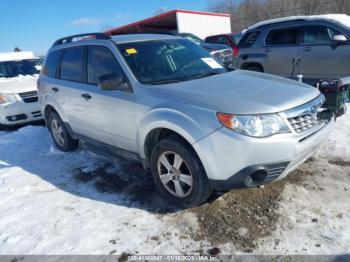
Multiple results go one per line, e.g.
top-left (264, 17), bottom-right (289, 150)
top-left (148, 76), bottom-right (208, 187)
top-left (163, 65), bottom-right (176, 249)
top-left (51, 119), bottom-right (65, 147)
top-left (157, 151), bottom-right (193, 198)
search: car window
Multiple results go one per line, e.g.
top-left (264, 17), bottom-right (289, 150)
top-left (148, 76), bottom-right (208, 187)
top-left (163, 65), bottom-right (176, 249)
top-left (230, 34), bottom-right (242, 44)
top-left (87, 46), bottom-right (124, 85)
top-left (42, 50), bottom-right (62, 78)
top-left (238, 31), bottom-right (260, 48)
top-left (0, 60), bottom-right (40, 78)
top-left (266, 28), bottom-right (298, 45)
top-left (302, 26), bottom-right (343, 44)
top-left (117, 39), bottom-right (227, 85)
top-left (60, 47), bottom-right (84, 82)
top-left (0, 64), bottom-right (8, 78)
top-left (206, 36), bottom-right (219, 43)
top-left (217, 36), bottom-right (230, 45)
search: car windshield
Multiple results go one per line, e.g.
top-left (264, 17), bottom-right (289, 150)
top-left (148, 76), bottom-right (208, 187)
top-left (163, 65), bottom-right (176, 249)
top-left (230, 34), bottom-right (242, 44)
top-left (117, 39), bottom-right (228, 85)
top-left (0, 59), bottom-right (41, 78)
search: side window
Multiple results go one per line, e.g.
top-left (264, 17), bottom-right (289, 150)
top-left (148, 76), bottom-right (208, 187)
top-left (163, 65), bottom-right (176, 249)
top-left (42, 50), bottom-right (62, 78)
top-left (238, 31), bottom-right (260, 48)
top-left (87, 46), bottom-right (124, 85)
top-left (206, 36), bottom-right (219, 44)
top-left (302, 26), bottom-right (343, 44)
top-left (218, 36), bottom-right (230, 45)
top-left (266, 28), bottom-right (298, 45)
top-left (60, 47), bottom-right (84, 82)
top-left (0, 63), bottom-right (8, 78)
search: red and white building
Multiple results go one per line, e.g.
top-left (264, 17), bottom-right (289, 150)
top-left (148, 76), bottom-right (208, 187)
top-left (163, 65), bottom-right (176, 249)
top-left (105, 9), bottom-right (232, 39)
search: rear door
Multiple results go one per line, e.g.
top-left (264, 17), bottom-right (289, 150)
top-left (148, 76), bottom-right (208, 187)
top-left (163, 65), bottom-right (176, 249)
top-left (56, 46), bottom-right (90, 136)
top-left (299, 25), bottom-right (350, 84)
top-left (264, 27), bottom-right (300, 77)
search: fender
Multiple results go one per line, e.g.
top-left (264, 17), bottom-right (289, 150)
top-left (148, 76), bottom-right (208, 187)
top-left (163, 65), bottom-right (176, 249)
top-left (136, 107), bottom-right (217, 160)
top-left (41, 93), bottom-right (69, 123)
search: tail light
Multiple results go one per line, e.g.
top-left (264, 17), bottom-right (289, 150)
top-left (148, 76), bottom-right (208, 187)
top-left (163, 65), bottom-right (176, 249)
top-left (233, 46), bottom-right (239, 57)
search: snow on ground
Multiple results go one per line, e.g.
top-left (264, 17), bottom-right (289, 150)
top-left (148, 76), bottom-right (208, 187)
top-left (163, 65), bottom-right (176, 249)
top-left (255, 111), bottom-right (350, 254)
top-left (0, 107), bottom-right (349, 255)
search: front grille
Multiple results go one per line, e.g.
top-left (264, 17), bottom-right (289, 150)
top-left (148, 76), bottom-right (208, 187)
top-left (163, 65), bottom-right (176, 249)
top-left (19, 91), bottom-right (38, 103)
top-left (288, 114), bottom-right (319, 133)
top-left (282, 95), bottom-right (326, 134)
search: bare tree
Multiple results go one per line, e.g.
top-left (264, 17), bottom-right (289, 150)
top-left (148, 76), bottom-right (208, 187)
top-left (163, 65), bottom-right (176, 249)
top-left (208, 0), bottom-right (350, 32)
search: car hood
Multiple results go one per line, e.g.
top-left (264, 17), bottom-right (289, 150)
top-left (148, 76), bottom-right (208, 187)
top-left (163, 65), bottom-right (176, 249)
top-left (152, 70), bottom-right (321, 114)
top-left (0, 75), bottom-right (38, 94)
top-left (201, 42), bottom-right (231, 52)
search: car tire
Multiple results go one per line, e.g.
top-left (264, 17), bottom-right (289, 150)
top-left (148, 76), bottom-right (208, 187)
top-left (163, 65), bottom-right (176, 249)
top-left (150, 136), bottom-right (212, 208)
top-left (48, 111), bottom-right (79, 152)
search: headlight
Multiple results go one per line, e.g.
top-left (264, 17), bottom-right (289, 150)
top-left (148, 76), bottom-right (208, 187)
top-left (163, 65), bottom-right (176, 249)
top-left (217, 112), bottom-right (290, 137)
top-left (0, 93), bottom-right (18, 104)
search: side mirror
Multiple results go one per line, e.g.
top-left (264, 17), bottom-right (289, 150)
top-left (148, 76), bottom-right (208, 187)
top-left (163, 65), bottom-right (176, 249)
top-left (331, 34), bottom-right (348, 48)
top-left (98, 73), bottom-right (131, 92)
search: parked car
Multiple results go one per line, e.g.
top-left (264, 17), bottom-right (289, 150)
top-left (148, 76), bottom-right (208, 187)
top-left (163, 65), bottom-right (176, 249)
top-left (205, 33), bottom-right (242, 57)
top-left (0, 51), bottom-right (43, 129)
top-left (237, 14), bottom-right (350, 85)
top-left (38, 33), bottom-right (333, 207)
top-left (175, 33), bottom-right (234, 68)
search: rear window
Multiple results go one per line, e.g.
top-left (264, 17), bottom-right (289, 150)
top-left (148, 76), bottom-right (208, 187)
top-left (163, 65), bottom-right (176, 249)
top-left (266, 28), bottom-right (298, 45)
top-left (42, 50), bottom-right (62, 78)
top-left (60, 47), bottom-right (84, 82)
top-left (238, 31), bottom-right (260, 48)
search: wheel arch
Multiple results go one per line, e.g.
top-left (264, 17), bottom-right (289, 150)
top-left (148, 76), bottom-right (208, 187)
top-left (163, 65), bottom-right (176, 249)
top-left (240, 62), bottom-right (264, 72)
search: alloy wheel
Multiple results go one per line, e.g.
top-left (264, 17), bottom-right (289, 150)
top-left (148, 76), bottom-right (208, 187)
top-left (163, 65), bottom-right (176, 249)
top-left (157, 151), bottom-right (193, 198)
top-left (51, 118), bottom-right (65, 147)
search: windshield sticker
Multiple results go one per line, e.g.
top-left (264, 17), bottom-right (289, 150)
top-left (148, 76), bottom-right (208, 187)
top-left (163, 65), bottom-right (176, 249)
top-left (201, 58), bottom-right (223, 69)
top-left (125, 48), bottom-right (137, 55)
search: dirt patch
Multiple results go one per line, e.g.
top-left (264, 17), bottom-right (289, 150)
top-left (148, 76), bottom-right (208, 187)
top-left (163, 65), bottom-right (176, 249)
top-left (73, 161), bottom-right (176, 213)
top-left (328, 158), bottom-right (350, 167)
top-left (190, 166), bottom-right (315, 252)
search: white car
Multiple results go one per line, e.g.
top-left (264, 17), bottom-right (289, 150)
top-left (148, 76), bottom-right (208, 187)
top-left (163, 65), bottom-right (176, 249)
top-left (0, 51), bottom-right (43, 128)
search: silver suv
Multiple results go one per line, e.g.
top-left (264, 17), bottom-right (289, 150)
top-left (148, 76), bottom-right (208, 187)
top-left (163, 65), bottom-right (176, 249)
top-left (38, 33), bottom-right (333, 207)
top-left (237, 15), bottom-right (350, 85)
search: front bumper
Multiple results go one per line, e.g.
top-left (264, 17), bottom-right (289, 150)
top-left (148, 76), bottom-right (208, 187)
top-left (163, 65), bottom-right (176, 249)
top-left (193, 118), bottom-right (334, 190)
top-left (0, 101), bottom-right (43, 126)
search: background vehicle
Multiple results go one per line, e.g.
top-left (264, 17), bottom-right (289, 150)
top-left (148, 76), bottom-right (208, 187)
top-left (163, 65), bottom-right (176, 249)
top-left (237, 14), bottom-right (350, 85)
top-left (176, 33), bottom-right (234, 68)
top-left (0, 51), bottom-right (43, 128)
top-left (205, 33), bottom-right (242, 57)
top-left (39, 33), bottom-right (332, 207)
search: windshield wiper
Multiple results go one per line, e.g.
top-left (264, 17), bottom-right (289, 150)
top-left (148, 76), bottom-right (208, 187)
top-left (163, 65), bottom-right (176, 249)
top-left (147, 79), bottom-right (182, 85)
top-left (191, 71), bottom-right (222, 80)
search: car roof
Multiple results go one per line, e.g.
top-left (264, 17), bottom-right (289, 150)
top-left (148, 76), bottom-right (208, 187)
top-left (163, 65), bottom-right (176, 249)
top-left (111, 34), bottom-right (182, 44)
top-left (247, 14), bottom-right (350, 31)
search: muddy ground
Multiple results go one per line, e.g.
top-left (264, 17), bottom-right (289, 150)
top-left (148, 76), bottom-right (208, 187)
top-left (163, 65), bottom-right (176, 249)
top-left (74, 155), bottom-right (331, 254)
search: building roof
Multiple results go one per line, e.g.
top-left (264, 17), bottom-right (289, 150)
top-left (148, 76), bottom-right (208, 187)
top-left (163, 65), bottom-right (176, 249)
top-left (105, 9), bottom-right (230, 35)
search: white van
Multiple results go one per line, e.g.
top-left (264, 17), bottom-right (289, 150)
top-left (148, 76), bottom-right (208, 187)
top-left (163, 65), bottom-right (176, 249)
top-left (0, 51), bottom-right (43, 128)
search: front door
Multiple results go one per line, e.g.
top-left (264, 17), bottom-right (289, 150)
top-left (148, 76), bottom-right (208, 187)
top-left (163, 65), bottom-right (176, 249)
top-left (80, 45), bottom-right (137, 151)
top-left (299, 25), bottom-right (350, 84)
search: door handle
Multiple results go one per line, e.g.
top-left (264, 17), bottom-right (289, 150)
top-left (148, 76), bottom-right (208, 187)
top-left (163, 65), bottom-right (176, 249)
top-left (81, 93), bottom-right (92, 100)
top-left (52, 87), bottom-right (59, 93)
top-left (265, 48), bottom-right (271, 53)
top-left (304, 46), bottom-right (311, 52)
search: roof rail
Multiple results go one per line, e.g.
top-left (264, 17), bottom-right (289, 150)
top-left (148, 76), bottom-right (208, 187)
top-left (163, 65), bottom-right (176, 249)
top-left (53, 33), bottom-right (112, 46)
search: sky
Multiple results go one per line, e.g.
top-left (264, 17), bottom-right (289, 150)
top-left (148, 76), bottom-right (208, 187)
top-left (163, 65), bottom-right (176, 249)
top-left (0, 0), bottom-right (208, 55)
